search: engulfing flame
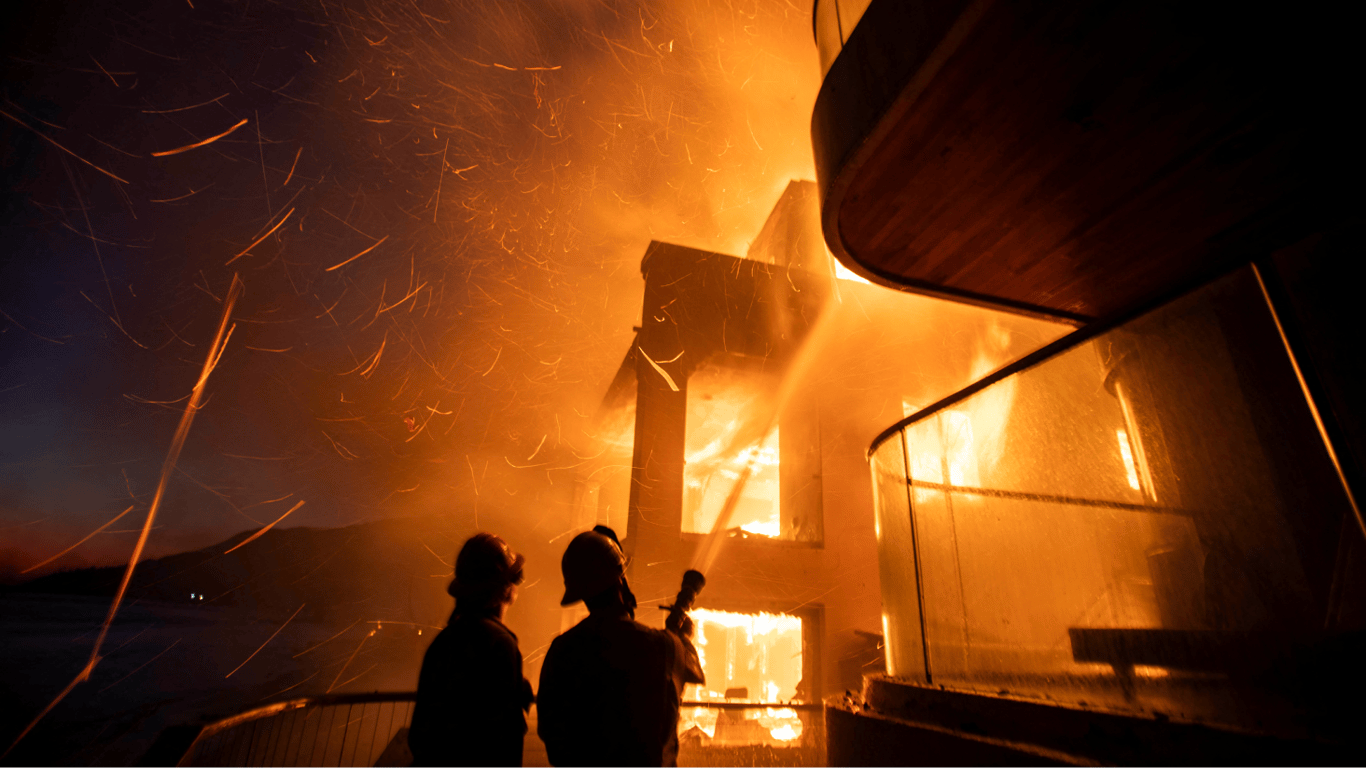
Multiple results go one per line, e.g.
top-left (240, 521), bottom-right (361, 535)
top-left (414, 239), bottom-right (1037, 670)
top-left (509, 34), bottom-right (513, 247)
top-left (682, 607), bottom-right (804, 743)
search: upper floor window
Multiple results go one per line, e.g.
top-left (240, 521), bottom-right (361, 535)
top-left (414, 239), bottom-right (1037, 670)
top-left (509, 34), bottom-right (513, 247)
top-left (683, 356), bottom-right (822, 543)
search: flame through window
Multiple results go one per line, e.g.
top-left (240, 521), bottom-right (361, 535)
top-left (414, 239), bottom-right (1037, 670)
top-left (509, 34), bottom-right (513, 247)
top-left (679, 608), bottom-right (804, 744)
top-left (683, 361), bottom-right (782, 537)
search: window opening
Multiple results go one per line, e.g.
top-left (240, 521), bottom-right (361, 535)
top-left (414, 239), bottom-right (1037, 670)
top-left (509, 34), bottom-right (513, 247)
top-left (679, 608), bottom-right (805, 745)
top-left (683, 362), bottom-right (784, 537)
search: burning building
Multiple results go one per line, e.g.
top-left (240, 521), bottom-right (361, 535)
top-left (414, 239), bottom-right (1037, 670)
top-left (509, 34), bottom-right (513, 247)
top-left (580, 181), bottom-right (1068, 752)
top-left (812, 0), bottom-right (1363, 763)
top-left (7, 0), bottom-right (1359, 762)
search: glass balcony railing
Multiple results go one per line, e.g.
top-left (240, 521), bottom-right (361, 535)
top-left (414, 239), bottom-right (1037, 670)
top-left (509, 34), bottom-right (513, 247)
top-left (870, 265), bottom-right (1363, 736)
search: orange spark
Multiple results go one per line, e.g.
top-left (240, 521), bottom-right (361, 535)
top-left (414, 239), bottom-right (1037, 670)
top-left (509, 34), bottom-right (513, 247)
top-left (325, 235), bottom-right (389, 272)
top-left (481, 346), bottom-right (502, 376)
top-left (98, 639), bottom-right (181, 692)
top-left (0, 107), bottom-right (128, 183)
top-left (242, 493), bottom-right (295, 511)
top-left (3, 275), bottom-right (243, 760)
top-left (223, 500), bottom-right (306, 554)
top-left (326, 631), bottom-right (373, 693)
top-left (225, 603), bottom-right (306, 678)
top-left (434, 138), bottom-right (448, 222)
top-left (355, 335), bottom-right (387, 378)
top-left (149, 184), bottom-right (212, 203)
top-left (20, 505), bottom-right (136, 574)
top-left (88, 55), bottom-right (120, 87)
top-left (331, 662), bottom-right (379, 692)
top-left (638, 346), bottom-right (679, 391)
top-left (151, 117), bottom-right (249, 157)
top-left (283, 146), bottom-right (302, 186)
top-left (224, 207), bottom-right (294, 265)
top-left (78, 291), bottom-right (148, 349)
top-left (0, 307), bottom-right (67, 345)
top-left (293, 619), bottom-right (362, 659)
top-left (140, 93), bottom-right (229, 114)
top-left (378, 282), bottom-right (427, 313)
top-left (261, 671), bottom-right (320, 700)
top-left (422, 543), bottom-right (451, 567)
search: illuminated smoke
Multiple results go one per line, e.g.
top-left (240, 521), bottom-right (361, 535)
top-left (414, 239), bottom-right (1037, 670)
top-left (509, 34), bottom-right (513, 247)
top-left (1, 1), bottom-right (825, 758)
top-left (1, 0), bottom-right (822, 567)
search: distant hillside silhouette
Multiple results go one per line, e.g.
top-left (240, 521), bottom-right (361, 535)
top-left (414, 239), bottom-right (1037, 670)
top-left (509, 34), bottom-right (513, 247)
top-left (11, 517), bottom-right (490, 626)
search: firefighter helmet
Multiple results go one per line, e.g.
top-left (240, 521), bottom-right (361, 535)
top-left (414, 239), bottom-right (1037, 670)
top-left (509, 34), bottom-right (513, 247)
top-left (560, 530), bottom-right (626, 606)
top-left (448, 532), bottom-right (525, 598)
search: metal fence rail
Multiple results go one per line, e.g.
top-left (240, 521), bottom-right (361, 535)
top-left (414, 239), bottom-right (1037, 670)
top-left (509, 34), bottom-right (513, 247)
top-left (177, 693), bottom-right (415, 767)
top-left (170, 694), bottom-right (824, 767)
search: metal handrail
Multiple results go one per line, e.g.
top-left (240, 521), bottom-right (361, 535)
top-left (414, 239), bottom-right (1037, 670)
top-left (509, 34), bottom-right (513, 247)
top-left (865, 262), bottom-right (1257, 457)
top-left (158, 692), bottom-right (824, 766)
top-left (194, 694), bottom-right (821, 738)
top-left (168, 692), bottom-right (418, 767)
top-left (195, 692), bottom-right (417, 740)
top-left (682, 700), bottom-right (823, 711)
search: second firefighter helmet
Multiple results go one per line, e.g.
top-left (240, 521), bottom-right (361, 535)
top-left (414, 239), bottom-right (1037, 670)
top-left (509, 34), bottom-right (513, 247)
top-left (559, 528), bottom-right (626, 606)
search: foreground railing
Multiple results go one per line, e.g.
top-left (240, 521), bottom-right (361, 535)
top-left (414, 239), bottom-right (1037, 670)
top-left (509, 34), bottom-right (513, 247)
top-left (160, 694), bottom-right (824, 767)
top-left (173, 693), bottom-right (415, 767)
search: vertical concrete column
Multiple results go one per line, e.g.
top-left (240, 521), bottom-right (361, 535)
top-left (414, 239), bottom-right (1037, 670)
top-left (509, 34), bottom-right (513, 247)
top-left (626, 358), bottom-right (687, 566)
top-left (626, 248), bottom-right (692, 599)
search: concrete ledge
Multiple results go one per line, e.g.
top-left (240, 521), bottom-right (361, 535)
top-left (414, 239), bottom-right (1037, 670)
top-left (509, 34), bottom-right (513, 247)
top-left (859, 675), bottom-right (1359, 765)
top-left (825, 700), bottom-right (1091, 766)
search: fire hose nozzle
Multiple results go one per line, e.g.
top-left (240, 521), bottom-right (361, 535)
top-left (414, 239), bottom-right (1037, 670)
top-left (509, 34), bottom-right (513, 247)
top-left (676, 569), bottom-right (706, 611)
top-left (662, 569), bottom-right (706, 629)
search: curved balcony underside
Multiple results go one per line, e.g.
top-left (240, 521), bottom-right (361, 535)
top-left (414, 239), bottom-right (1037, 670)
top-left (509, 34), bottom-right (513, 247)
top-left (812, 0), bottom-right (1351, 322)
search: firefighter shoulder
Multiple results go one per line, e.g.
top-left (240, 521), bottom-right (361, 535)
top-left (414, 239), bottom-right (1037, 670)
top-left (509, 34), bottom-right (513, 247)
top-left (536, 530), bottom-right (703, 767)
top-left (409, 533), bottom-right (531, 767)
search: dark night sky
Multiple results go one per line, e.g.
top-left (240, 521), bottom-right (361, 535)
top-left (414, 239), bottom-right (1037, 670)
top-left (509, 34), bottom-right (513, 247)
top-left (0, 0), bottom-right (822, 577)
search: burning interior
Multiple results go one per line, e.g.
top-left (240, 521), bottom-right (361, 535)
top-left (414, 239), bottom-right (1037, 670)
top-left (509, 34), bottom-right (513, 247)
top-left (683, 360), bottom-right (787, 539)
top-left (679, 608), bottom-right (806, 745)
